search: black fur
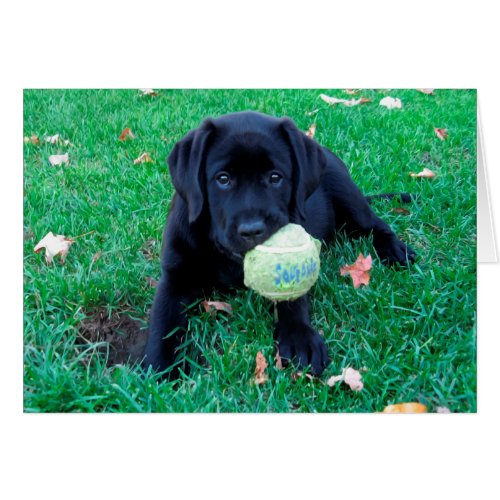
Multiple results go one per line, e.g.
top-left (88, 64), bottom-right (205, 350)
top-left (144, 111), bottom-right (415, 377)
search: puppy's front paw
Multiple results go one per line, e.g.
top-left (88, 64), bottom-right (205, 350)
top-left (375, 236), bottom-right (416, 266)
top-left (276, 325), bottom-right (329, 376)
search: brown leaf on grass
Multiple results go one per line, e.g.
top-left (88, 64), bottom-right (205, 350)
top-left (327, 367), bottom-right (364, 391)
top-left (34, 232), bottom-right (74, 264)
top-left (119, 127), bottom-right (135, 141)
top-left (319, 94), bottom-right (346, 105)
top-left (416, 88), bottom-right (434, 95)
top-left (254, 351), bottom-right (269, 384)
top-left (382, 402), bottom-right (427, 413)
top-left (344, 89), bottom-right (361, 95)
top-left (133, 152), bottom-right (153, 164)
top-left (24, 135), bottom-right (40, 145)
top-left (391, 207), bottom-right (411, 215)
top-left (320, 94), bottom-right (371, 107)
top-left (434, 128), bottom-right (448, 140)
top-left (306, 123), bottom-right (316, 139)
top-left (139, 88), bottom-right (158, 96)
top-left (202, 300), bottom-right (233, 315)
top-left (340, 253), bottom-right (372, 288)
top-left (410, 167), bottom-right (436, 179)
top-left (326, 373), bottom-right (343, 385)
top-left (48, 153), bottom-right (69, 166)
top-left (379, 96), bottom-right (402, 109)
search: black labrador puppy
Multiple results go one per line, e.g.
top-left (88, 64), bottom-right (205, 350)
top-left (144, 111), bottom-right (415, 376)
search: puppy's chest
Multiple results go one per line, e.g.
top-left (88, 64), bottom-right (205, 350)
top-left (211, 252), bottom-right (244, 290)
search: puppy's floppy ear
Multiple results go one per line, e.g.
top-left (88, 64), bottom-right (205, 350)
top-left (167, 119), bottom-right (215, 223)
top-left (280, 118), bottom-right (326, 222)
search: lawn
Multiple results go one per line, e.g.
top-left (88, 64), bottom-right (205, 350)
top-left (23, 89), bottom-right (477, 412)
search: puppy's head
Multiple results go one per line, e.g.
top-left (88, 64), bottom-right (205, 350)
top-left (168, 111), bottom-right (326, 260)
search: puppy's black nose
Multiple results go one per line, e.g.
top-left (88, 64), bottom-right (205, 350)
top-left (238, 220), bottom-right (266, 240)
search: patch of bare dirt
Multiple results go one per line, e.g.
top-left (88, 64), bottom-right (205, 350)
top-left (79, 309), bottom-right (148, 366)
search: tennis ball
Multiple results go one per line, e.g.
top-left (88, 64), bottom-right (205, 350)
top-left (243, 223), bottom-right (321, 301)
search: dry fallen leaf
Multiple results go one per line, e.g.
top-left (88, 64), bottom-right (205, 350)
top-left (340, 253), bottom-right (372, 288)
top-left (133, 152), bottom-right (154, 165)
top-left (48, 153), bottom-right (69, 166)
top-left (434, 128), bottom-right (448, 140)
top-left (320, 94), bottom-right (370, 107)
top-left (392, 207), bottom-right (411, 215)
top-left (319, 94), bottom-right (346, 105)
top-left (344, 89), bottom-right (361, 95)
top-left (306, 123), bottom-right (317, 139)
top-left (254, 351), bottom-right (269, 384)
top-left (382, 402), bottom-right (427, 413)
top-left (343, 367), bottom-right (364, 391)
top-left (379, 96), bottom-right (402, 109)
top-left (327, 367), bottom-right (364, 391)
top-left (24, 134), bottom-right (40, 145)
top-left (119, 127), bottom-right (135, 141)
top-left (139, 88), bottom-right (158, 96)
top-left (327, 373), bottom-right (343, 386)
top-left (34, 232), bottom-right (74, 264)
top-left (410, 167), bottom-right (436, 179)
top-left (202, 300), bottom-right (233, 315)
top-left (416, 88), bottom-right (434, 95)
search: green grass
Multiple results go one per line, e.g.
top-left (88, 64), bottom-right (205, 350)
top-left (23, 89), bottom-right (476, 412)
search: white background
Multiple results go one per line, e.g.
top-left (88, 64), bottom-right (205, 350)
top-left (1, 1), bottom-right (498, 499)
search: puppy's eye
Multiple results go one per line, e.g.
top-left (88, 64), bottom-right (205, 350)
top-left (216, 173), bottom-right (231, 186)
top-left (269, 172), bottom-right (283, 185)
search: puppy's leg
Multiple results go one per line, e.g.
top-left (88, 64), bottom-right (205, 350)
top-left (326, 156), bottom-right (415, 265)
top-left (275, 295), bottom-right (329, 376)
top-left (370, 213), bottom-right (416, 266)
top-left (143, 276), bottom-right (191, 375)
top-left (339, 197), bottom-right (416, 266)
